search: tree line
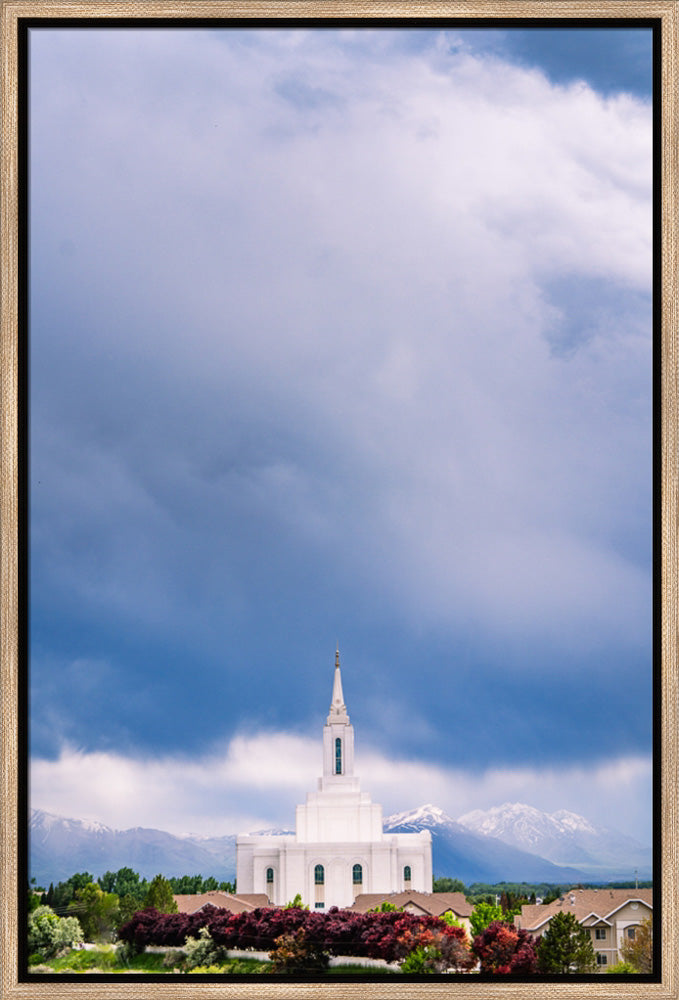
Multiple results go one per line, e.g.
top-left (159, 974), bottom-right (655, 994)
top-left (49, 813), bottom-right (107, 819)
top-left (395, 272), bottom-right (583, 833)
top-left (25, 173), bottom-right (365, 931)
top-left (31, 868), bottom-right (236, 943)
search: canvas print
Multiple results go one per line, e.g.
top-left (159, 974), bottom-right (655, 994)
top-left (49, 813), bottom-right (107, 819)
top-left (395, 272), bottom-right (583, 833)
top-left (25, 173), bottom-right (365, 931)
top-left (26, 22), bottom-right (655, 978)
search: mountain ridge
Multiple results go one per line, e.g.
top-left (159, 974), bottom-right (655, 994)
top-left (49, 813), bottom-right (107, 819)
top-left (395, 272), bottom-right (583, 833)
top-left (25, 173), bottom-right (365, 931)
top-left (30, 803), bottom-right (651, 888)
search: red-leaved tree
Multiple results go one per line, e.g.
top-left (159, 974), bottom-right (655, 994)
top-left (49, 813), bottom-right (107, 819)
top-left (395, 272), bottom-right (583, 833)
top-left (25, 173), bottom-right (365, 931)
top-left (472, 920), bottom-right (538, 975)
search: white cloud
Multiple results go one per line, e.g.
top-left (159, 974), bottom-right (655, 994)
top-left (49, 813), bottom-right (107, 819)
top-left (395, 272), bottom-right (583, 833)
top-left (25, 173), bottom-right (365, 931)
top-left (30, 732), bottom-right (652, 844)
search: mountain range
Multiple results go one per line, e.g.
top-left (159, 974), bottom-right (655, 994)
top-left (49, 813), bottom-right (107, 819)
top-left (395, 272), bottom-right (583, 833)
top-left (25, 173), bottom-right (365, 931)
top-left (29, 802), bottom-right (651, 888)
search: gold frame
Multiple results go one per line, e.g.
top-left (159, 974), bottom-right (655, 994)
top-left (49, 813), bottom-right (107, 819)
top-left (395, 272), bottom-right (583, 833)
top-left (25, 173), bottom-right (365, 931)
top-left (2, 4), bottom-right (676, 998)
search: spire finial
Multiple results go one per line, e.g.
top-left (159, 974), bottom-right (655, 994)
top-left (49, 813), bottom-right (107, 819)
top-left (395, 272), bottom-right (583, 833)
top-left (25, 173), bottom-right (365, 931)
top-left (327, 644), bottom-right (349, 724)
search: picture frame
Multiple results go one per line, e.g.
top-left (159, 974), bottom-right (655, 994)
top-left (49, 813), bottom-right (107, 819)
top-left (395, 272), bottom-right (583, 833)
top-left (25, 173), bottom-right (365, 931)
top-left (2, 2), bottom-right (676, 998)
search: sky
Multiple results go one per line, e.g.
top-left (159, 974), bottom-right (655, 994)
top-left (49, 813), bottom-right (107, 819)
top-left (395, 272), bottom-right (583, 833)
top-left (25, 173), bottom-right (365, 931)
top-left (28, 25), bottom-right (654, 845)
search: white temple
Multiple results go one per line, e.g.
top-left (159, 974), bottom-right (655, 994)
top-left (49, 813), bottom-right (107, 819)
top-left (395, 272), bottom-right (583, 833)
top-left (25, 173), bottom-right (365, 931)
top-left (236, 649), bottom-right (432, 909)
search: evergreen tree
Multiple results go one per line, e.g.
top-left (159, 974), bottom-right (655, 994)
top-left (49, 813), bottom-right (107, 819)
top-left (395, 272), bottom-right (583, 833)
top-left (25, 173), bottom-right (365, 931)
top-left (537, 911), bottom-right (596, 973)
top-left (143, 874), bottom-right (178, 913)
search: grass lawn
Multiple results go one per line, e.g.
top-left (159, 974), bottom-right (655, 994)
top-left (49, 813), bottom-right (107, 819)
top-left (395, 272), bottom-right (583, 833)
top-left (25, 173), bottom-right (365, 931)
top-left (29, 947), bottom-right (400, 975)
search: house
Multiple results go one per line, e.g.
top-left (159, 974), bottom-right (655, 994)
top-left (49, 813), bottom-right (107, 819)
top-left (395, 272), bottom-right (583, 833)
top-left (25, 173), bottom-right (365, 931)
top-left (173, 890), bottom-right (271, 914)
top-left (350, 890), bottom-right (473, 935)
top-left (514, 887), bottom-right (653, 970)
top-left (236, 649), bottom-right (432, 909)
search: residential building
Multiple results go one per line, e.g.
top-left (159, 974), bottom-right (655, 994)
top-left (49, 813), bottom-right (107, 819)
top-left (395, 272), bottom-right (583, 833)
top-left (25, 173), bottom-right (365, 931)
top-left (514, 887), bottom-right (653, 970)
top-left (173, 890), bottom-right (270, 914)
top-left (350, 890), bottom-right (473, 935)
top-left (236, 649), bottom-right (432, 909)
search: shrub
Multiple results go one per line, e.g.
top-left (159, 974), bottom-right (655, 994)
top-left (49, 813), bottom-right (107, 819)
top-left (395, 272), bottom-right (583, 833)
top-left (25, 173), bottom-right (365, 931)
top-left (401, 945), bottom-right (435, 973)
top-left (119, 903), bottom-right (476, 967)
top-left (397, 923), bottom-right (474, 973)
top-left (28, 906), bottom-right (84, 958)
top-left (183, 927), bottom-right (231, 970)
top-left (269, 927), bottom-right (329, 972)
top-left (606, 960), bottom-right (639, 974)
top-left (472, 920), bottom-right (538, 974)
top-left (283, 894), bottom-right (308, 910)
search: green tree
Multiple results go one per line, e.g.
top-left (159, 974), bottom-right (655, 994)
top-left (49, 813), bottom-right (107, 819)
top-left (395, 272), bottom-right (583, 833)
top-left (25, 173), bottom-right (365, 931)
top-left (619, 916), bottom-right (653, 973)
top-left (68, 883), bottom-right (120, 942)
top-left (537, 911), bottom-right (596, 973)
top-left (98, 867), bottom-right (147, 903)
top-left (169, 874), bottom-right (203, 895)
top-left (118, 893), bottom-right (141, 926)
top-left (470, 900), bottom-right (505, 938)
top-left (51, 872), bottom-right (95, 911)
top-left (439, 910), bottom-right (465, 930)
top-left (218, 880), bottom-right (236, 894)
top-left (28, 881), bottom-right (43, 914)
top-left (28, 905), bottom-right (83, 958)
top-left (143, 874), bottom-right (178, 913)
top-left (433, 877), bottom-right (466, 894)
top-left (542, 887), bottom-right (563, 906)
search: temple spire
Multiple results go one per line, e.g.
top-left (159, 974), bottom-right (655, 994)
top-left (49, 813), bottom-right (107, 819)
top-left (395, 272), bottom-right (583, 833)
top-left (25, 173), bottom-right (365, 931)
top-left (327, 645), bottom-right (349, 724)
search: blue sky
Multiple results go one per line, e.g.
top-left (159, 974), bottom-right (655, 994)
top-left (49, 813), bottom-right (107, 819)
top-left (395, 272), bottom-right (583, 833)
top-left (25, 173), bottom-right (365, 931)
top-left (28, 26), bottom-right (654, 844)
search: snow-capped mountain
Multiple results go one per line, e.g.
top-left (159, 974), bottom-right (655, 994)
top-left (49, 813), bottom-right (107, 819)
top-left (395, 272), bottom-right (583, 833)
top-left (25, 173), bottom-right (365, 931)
top-left (30, 801), bottom-right (651, 888)
top-left (30, 809), bottom-right (236, 887)
top-left (383, 804), bottom-right (590, 884)
top-left (456, 802), bottom-right (652, 877)
top-left (458, 802), bottom-right (596, 851)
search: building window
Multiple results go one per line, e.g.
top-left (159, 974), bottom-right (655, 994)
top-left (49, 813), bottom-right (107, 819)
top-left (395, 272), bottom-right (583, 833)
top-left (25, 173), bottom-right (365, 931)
top-left (596, 953), bottom-right (608, 966)
top-left (352, 864), bottom-right (363, 885)
top-left (595, 928), bottom-right (606, 940)
top-left (404, 865), bottom-right (412, 885)
top-left (315, 902), bottom-right (324, 909)
top-left (627, 926), bottom-right (637, 940)
top-left (266, 867), bottom-right (274, 884)
top-left (314, 864), bottom-right (325, 885)
top-left (335, 738), bottom-right (342, 775)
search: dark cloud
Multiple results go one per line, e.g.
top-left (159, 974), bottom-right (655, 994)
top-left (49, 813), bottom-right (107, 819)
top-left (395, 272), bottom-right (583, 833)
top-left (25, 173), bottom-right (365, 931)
top-left (28, 28), bottom-right (653, 829)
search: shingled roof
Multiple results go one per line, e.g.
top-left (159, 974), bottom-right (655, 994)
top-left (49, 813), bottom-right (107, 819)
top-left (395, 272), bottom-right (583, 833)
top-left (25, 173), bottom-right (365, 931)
top-left (516, 888), bottom-right (653, 932)
top-left (349, 890), bottom-right (472, 918)
top-left (173, 890), bottom-right (271, 914)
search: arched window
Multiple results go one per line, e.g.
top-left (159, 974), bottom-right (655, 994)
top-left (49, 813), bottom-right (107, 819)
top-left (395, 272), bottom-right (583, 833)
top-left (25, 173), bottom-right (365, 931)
top-left (404, 865), bottom-right (412, 884)
top-left (266, 868), bottom-right (274, 884)
top-left (314, 864), bottom-right (325, 885)
top-left (352, 864), bottom-right (363, 885)
top-left (335, 738), bottom-right (342, 775)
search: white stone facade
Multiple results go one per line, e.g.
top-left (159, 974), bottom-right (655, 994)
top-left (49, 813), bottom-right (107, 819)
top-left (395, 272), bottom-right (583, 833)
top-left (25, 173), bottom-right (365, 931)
top-left (236, 651), bottom-right (432, 909)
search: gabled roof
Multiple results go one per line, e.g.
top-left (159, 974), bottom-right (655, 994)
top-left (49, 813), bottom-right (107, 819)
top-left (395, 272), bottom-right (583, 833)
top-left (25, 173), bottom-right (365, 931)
top-left (579, 912), bottom-right (613, 927)
top-left (516, 889), bottom-right (652, 932)
top-left (349, 890), bottom-right (472, 918)
top-left (173, 890), bottom-right (271, 914)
